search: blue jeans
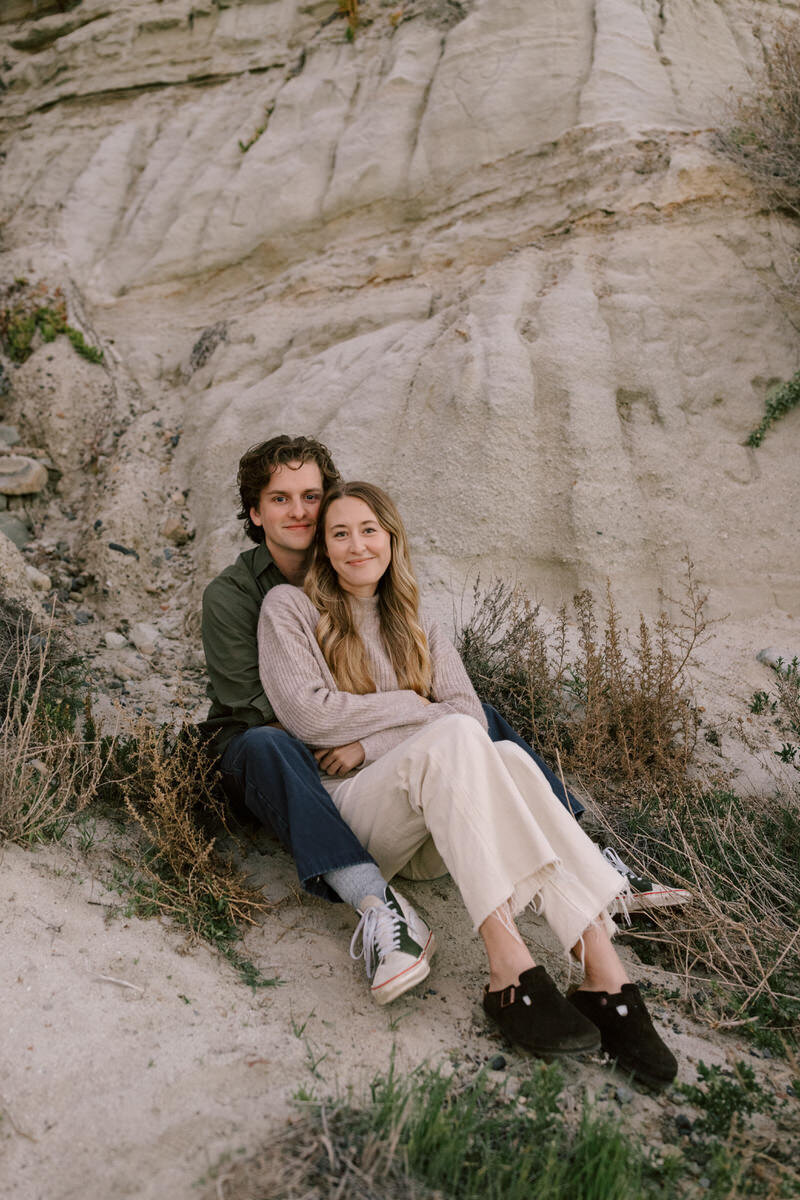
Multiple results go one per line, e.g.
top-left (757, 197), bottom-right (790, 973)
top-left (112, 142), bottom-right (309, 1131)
top-left (220, 704), bottom-right (582, 902)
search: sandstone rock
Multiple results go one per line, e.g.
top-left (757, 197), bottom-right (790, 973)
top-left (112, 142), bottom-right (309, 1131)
top-left (0, 0), bottom-right (797, 633)
top-left (24, 564), bottom-right (51, 591)
top-left (0, 454), bottom-right (48, 495)
top-left (129, 622), bottom-right (160, 656)
top-left (162, 516), bottom-right (192, 546)
top-left (0, 512), bottom-right (32, 549)
top-left (110, 649), bottom-right (149, 681)
top-left (104, 631), bottom-right (128, 650)
top-left (0, 424), bottom-right (20, 446)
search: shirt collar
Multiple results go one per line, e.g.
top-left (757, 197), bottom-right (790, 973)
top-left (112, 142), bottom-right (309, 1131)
top-left (253, 540), bottom-right (281, 580)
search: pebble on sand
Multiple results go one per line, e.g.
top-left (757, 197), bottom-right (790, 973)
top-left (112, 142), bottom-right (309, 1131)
top-left (757, 647), bottom-right (798, 670)
top-left (0, 512), bottom-right (33, 548)
top-left (24, 564), bottom-right (51, 590)
top-left (130, 622), bottom-right (160, 655)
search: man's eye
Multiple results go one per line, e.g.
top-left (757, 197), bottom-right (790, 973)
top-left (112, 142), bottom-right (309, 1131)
top-left (305, 494), bottom-right (321, 503)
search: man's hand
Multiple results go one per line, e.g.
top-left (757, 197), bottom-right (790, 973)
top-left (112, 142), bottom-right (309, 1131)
top-left (314, 741), bottom-right (365, 776)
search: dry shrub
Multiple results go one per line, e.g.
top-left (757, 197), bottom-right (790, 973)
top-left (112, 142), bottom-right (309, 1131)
top-left (208, 1110), bottom-right (426, 1200)
top-left (457, 568), bottom-right (707, 799)
top-left (0, 595), bottom-right (102, 843)
top-left (589, 785), bottom-right (800, 1048)
top-left (457, 576), bottom-right (800, 1044)
top-left (98, 720), bottom-right (271, 945)
top-left (0, 592), bottom-right (269, 964)
top-left (717, 18), bottom-right (800, 217)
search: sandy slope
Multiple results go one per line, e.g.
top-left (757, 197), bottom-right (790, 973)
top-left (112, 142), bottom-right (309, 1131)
top-left (2, 818), bottom-right (797, 1200)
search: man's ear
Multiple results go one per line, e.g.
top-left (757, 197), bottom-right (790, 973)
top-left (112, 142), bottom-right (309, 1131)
top-left (250, 506), bottom-right (263, 528)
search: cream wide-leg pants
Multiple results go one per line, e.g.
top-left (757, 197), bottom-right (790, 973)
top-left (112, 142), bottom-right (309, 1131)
top-left (323, 714), bottom-right (623, 953)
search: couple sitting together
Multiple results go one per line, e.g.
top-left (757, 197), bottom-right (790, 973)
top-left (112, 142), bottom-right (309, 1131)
top-left (200, 435), bottom-right (687, 1086)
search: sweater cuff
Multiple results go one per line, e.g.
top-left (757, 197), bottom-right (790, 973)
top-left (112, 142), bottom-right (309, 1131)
top-left (359, 728), bottom-right (401, 765)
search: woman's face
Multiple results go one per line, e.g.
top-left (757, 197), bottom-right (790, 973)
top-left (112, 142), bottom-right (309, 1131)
top-left (324, 496), bottom-right (392, 597)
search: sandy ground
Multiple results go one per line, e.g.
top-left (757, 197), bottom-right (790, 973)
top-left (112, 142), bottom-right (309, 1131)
top-left (2, 805), bottom-right (798, 1200)
top-left (2, 526), bottom-right (799, 1199)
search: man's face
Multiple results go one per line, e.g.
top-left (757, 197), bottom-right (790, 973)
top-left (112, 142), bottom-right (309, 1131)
top-left (250, 460), bottom-right (324, 557)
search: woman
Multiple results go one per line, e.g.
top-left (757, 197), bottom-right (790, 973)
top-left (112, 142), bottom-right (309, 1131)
top-left (257, 482), bottom-right (677, 1085)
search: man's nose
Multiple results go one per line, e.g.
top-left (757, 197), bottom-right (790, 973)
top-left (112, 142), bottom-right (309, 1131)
top-left (287, 496), bottom-right (305, 518)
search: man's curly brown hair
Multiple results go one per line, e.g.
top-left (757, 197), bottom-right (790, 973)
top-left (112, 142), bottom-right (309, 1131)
top-left (237, 435), bottom-right (341, 543)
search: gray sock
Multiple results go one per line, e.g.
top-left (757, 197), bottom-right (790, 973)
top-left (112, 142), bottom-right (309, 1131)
top-left (323, 862), bottom-right (389, 910)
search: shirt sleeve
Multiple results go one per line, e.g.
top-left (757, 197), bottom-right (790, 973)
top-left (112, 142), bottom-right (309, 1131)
top-left (202, 574), bottom-right (276, 726)
top-left (257, 587), bottom-right (434, 749)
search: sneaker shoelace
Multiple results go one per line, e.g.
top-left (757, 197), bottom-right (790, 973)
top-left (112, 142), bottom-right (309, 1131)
top-left (350, 903), bottom-right (406, 979)
top-left (602, 846), bottom-right (637, 881)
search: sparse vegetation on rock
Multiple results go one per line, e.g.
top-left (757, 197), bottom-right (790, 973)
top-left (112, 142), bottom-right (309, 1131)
top-left (0, 279), bottom-right (103, 365)
top-left (718, 19), bottom-right (800, 219)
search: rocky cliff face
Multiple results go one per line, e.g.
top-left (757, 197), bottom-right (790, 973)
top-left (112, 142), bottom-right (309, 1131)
top-left (1, 0), bottom-right (798, 651)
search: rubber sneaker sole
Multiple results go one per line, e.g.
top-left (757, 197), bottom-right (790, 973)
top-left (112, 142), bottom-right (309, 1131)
top-left (610, 887), bottom-right (692, 917)
top-left (370, 932), bottom-right (435, 1005)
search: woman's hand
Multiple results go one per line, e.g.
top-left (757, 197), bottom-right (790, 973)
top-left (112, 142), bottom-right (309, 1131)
top-left (314, 741), bottom-right (365, 776)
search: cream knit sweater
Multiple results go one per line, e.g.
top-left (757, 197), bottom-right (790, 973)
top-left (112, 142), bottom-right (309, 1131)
top-left (257, 584), bottom-right (488, 773)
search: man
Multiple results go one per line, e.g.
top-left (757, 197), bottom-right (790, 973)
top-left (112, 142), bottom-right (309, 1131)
top-left (200, 435), bottom-right (689, 1004)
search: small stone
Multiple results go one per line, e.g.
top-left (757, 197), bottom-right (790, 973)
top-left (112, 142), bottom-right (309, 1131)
top-left (675, 1113), bottom-right (693, 1134)
top-left (130, 622), bottom-right (159, 655)
top-left (74, 611), bottom-right (93, 625)
top-left (0, 424), bottom-right (20, 446)
top-left (108, 542), bottom-right (140, 559)
top-left (0, 454), bottom-right (48, 495)
top-left (0, 512), bottom-right (33, 548)
top-left (488, 1054), bottom-right (506, 1071)
top-left (24, 564), bottom-right (51, 590)
top-left (615, 1086), bottom-right (634, 1104)
top-left (104, 631), bottom-right (128, 649)
top-left (162, 516), bottom-right (191, 546)
top-left (698, 1179), bottom-right (711, 1190)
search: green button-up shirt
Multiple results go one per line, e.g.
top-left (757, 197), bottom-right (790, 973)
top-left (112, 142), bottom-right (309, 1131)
top-left (198, 541), bottom-right (287, 758)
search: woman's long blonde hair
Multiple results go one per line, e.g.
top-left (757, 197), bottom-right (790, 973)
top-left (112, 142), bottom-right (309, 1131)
top-left (304, 482), bottom-right (433, 697)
